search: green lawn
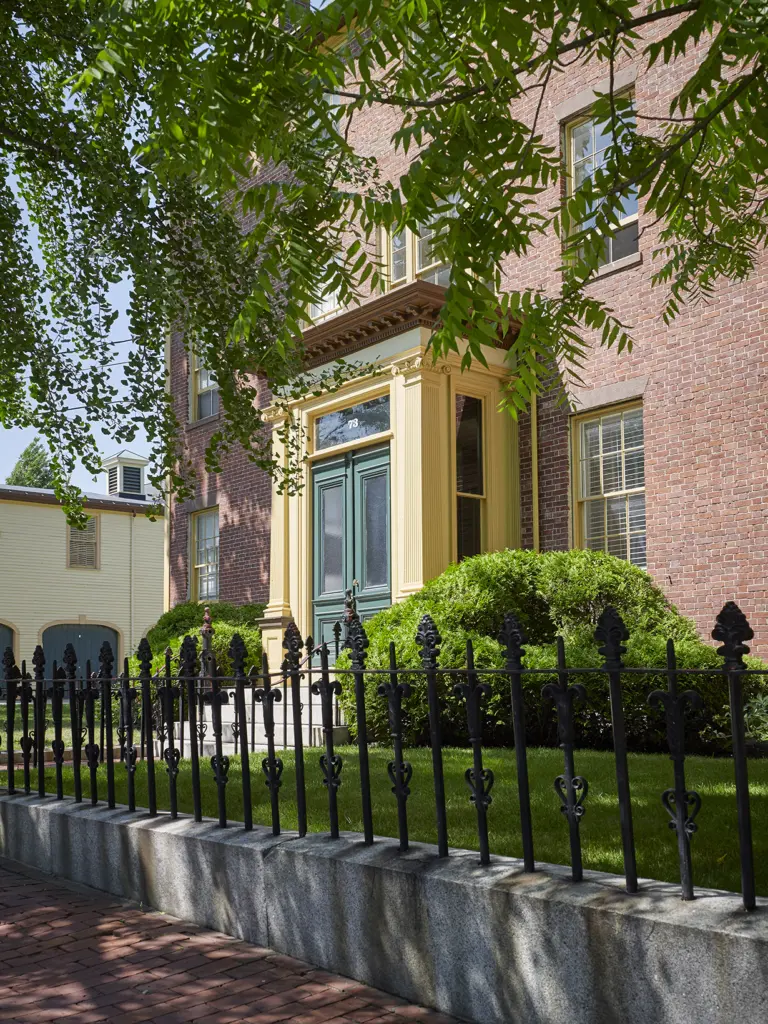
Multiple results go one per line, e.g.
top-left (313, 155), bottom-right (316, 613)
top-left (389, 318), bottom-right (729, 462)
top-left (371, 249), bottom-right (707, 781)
top-left (13, 744), bottom-right (768, 898)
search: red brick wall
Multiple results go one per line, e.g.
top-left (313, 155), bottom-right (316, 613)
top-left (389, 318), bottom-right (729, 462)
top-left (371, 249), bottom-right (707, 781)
top-left (168, 331), bottom-right (272, 608)
top-left (169, 29), bottom-right (768, 652)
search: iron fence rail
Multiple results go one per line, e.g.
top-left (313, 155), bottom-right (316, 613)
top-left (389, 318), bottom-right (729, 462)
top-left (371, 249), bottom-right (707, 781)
top-left (0, 602), bottom-right (764, 910)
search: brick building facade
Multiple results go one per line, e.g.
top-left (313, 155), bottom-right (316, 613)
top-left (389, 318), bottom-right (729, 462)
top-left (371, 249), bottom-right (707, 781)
top-left (168, 31), bottom-right (768, 654)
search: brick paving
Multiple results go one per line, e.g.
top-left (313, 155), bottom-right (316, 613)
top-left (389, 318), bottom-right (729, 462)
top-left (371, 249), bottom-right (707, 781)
top-left (0, 862), bottom-right (460, 1024)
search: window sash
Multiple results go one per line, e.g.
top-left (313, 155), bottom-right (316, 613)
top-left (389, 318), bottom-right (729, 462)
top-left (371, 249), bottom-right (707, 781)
top-left (193, 354), bottom-right (219, 421)
top-left (385, 221), bottom-right (451, 289)
top-left (455, 394), bottom-right (485, 561)
top-left (567, 107), bottom-right (638, 265)
top-left (576, 407), bottom-right (646, 568)
top-left (193, 510), bottom-right (219, 600)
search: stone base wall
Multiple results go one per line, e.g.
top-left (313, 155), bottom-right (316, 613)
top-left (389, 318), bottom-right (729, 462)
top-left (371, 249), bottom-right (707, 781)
top-left (1, 793), bottom-right (766, 1024)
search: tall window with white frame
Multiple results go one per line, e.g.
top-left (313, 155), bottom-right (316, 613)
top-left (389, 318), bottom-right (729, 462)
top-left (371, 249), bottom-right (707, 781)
top-left (192, 509), bottom-right (219, 600)
top-left (576, 406), bottom-right (646, 568)
top-left (567, 105), bottom-right (638, 267)
top-left (455, 394), bottom-right (484, 561)
top-left (192, 353), bottom-right (219, 421)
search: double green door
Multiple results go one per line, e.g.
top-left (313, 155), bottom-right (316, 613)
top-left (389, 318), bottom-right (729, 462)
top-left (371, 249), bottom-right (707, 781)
top-left (312, 445), bottom-right (391, 646)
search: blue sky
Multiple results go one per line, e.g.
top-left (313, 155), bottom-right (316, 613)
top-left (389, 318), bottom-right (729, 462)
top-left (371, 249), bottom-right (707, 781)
top-left (1, 186), bottom-right (150, 493)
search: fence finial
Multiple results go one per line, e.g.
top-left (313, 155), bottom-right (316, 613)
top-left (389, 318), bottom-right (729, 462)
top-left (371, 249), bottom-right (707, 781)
top-left (178, 634), bottom-right (199, 677)
top-left (201, 605), bottom-right (213, 636)
top-left (416, 614), bottom-right (442, 669)
top-left (595, 606), bottom-right (628, 670)
top-left (499, 613), bottom-right (526, 659)
top-left (32, 644), bottom-right (45, 678)
top-left (229, 633), bottom-right (247, 677)
top-left (712, 602), bottom-right (753, 667)
top-left (137, 637), bottom-right (153, 677)
top-left (62, 643), bottom-right (77, 676)
top-left (2, 646), bottom-right (16, 677)
top-left (283, 621), bottom-right (303, 670)
top-left (98, 640), bottom-right (114, 678)
top-left (348, 617), bottom-right (369, 670)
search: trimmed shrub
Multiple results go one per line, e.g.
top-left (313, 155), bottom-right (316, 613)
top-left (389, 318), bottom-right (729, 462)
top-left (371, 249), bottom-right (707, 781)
top-left (129, 623), bottom-right (262, 678)
top-left (145, 601), bottom-right (265, 655)
top-left (336, 549), bottom-right (756, 754)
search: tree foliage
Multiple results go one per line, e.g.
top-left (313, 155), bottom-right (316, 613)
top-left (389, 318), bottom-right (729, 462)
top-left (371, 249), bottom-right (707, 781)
top-left (1, 0), bottom-right (767, 518)
top-left (5, 437), bottom-right (55, 488)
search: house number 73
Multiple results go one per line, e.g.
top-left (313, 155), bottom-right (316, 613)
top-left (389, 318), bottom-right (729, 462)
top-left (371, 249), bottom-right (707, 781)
top-left (347, 418), bottom-right (359, 429)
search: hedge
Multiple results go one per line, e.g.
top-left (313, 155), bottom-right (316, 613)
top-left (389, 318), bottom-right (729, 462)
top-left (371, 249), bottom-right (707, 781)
top-left (145, 601), bottom-right (265, 655)
top-left (336, 549), bottom-right (762, 754)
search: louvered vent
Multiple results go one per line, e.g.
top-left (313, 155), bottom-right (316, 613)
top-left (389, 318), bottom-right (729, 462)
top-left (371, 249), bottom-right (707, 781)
top-left (69, 517), bottom-right (98, 569)
top-left (108, 466), bottom-right (118, 494)
top-left (122, 466), bottom-right (142, 494)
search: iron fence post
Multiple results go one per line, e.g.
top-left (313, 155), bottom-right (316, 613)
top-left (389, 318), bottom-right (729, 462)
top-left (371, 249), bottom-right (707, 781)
top-left (499, 613), bottom-right (535, 872)
top-left (255, 653), bottom-right (282, 836)
top-left (417, 614), bottom-right (449, 857)
top-left (649, 639), bottom-right (702, 900)
top-left (283, 623), bottom-right (307, 837)
top-left (32, 646), bottom-right (46, 798)
top-left (379, 641), bottom-right (412, 853)
top-left (713, 602), bottom-right (756, 911)
top-left (456, 638), bottom-right (494, 865)
top-left (230, 633), bottom-right (252, 832)
top-left (595, 607), bottom-right (638, 894)
top-left (3, 647), bottom-right (19, 796)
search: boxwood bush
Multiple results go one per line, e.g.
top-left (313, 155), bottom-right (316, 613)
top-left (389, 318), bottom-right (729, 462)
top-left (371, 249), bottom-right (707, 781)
top-left (336, 550), bottom-right (760, 754)
top-left (129, 622), bottom-right (262, 679)
top-left (145, 601), bottom-right (265, 655)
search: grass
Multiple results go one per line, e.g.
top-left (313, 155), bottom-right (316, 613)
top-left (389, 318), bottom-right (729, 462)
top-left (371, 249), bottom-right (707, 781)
top-left (12, 744), bottom-right (768, 897)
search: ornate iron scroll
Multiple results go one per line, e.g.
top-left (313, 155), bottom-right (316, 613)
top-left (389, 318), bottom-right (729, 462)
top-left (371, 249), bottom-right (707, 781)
top-left (455, 638), bottom-right (494, 864)
top-left (313, 643), bottom-right (343, 838)
top-left (379, 641), bottom-right (412, 852)
top-left (542, 637), bottom-right (588, 881)
top-left (499, 612), bottom-right (534, 871)
top-left (648, 639), bottom-right (702, 900)
top-left (416, 614), bottom-right (448, 857)
top-left (255, 653), bottom-right (283, 836)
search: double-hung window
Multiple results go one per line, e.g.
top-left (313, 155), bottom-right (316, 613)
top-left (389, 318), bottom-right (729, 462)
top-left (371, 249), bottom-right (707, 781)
top-left (385, 213), bottom-right (452, 289)
top-left (192, 354), bottom-right (219, 421)
top-left (309, 284), bottom-right (342, 323)
top-left (567, 107), bottom-right (638, 267)
top-left (576, 406), bottom-right (646, 568)
top-left (193, 509), bottom-right (219, 600)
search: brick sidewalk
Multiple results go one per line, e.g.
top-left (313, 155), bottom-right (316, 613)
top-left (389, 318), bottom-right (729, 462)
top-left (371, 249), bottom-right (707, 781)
top-left (0, 862), bottom-right (460, 1024)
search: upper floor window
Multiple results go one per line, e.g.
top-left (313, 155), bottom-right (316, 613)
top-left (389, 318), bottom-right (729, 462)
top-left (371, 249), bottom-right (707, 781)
top-left (575, 405), bottom-right (646, 568)
top-left (385, 216), bottom-right (451, 289)
top-left (192, 508), bottom-right (219, 600)
top-left (308, 284), bottom-right (342, 324)
top-left (455, 394), bottom-right (484, 561)
top-left (566, 107), bottom-right (638, 267)
top-left (68, 516), bottom-right (99, 569)
top-left (192, 354), bottom-right (219, 421)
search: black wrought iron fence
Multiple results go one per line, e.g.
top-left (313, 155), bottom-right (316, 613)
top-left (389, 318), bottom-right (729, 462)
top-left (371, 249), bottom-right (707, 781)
top-left (0, 602), bottom-right (765, 911)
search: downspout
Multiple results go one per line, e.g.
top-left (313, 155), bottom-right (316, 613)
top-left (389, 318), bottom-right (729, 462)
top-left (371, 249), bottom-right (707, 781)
top-left (531, 395), bottom-right (540, 552)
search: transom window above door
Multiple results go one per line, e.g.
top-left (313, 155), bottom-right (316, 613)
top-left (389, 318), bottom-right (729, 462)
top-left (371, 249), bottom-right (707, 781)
top-left (575, 405), bottom-right (646, 568)
top-left (314, 394), bottom-right (390, 452)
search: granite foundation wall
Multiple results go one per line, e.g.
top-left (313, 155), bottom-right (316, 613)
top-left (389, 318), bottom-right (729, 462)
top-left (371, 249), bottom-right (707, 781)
top-left (1, 793), bottom-right (766, 1024)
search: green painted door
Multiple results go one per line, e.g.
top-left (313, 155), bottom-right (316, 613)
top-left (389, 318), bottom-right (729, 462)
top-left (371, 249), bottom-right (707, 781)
top-left (312, 445), bottom-right (391, 646)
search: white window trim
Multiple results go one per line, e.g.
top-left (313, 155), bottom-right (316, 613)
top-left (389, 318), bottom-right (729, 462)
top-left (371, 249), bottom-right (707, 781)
top-left (191, 508), bottom-right (220, 602)
top-left (382, 223), bottom-right (451, 290)
top-left (190, 351), bottom-right (219, 423)
top-left (565, 99), bottom-right (639, 267)
top-left (572, 403), bottom-right (646, 568)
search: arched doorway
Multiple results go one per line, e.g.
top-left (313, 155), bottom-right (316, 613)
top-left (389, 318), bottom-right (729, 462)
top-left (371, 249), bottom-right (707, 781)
top-left (0, 623), bottom-right (14, 657)
top-left (42, 624), bottom-right (119, 675)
